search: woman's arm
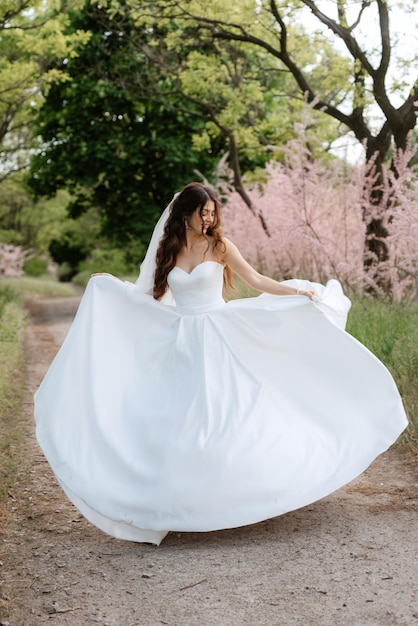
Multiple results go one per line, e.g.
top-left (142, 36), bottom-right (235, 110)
top-left (223, 238), bottom-right (316, 299)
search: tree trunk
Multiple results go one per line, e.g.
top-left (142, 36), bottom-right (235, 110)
top-left (363, 142), bottom-right (390, 261)
top-left (227, 132), bottom-right (271, 236)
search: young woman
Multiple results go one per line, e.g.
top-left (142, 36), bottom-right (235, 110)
top-left (153, 182), bottom-right (316, 302)
top-left (34, 182), bottom-right (407, 545)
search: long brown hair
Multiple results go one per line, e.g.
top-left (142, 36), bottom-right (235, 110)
top-left (153, 182), bottom-right (233, 300)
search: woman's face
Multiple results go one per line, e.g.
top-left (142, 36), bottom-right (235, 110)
top-left (188, 200), bottom-right (216, 235)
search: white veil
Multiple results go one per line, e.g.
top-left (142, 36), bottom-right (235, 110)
top-left (135, 194), bottom-right (178, 305)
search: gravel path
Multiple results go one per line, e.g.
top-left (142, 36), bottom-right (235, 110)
top-left (1, 295), bottom-right (417, 626)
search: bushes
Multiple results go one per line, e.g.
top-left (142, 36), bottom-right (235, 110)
top-left (77, 247), bottom-right (132, 277)
top-left (72, 247), bottom-right (138, 286)
top-left (0, 284), bottom-right (15, 317)
top-left (23, 254), bottom-right (49, 277)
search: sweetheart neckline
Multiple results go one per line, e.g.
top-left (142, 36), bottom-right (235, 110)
top-left (172, 261), bottom-right (224, 276)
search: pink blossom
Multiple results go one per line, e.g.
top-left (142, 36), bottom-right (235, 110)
top-left (0, 243), bottom-right (26, 277)
top-left (221, 140), bottom-right (418, 301)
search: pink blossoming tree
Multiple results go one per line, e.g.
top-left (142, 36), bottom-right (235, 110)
top-left (0, 244), bottom-right (26, 278)
top-left (222, 139), bottom-right (418, 302)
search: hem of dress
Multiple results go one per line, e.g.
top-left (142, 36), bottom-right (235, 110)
top-left (58, 480), bottom-right (169, 546)
top-left (46, 418), bottom-right (407, 541)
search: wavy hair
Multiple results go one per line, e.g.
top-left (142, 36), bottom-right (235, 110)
top-left (153, 182), bottom-right (233, 300)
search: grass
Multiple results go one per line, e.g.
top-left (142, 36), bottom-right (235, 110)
top-left (346, 296), bottom-right (418, 446)
top-left (1, 275), bottom-right (77, 298)
top-left (0, 288), bottom-right (27, 506)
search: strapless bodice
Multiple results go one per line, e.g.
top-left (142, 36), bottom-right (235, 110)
top-left (167, 261), bottom-right (225, 314)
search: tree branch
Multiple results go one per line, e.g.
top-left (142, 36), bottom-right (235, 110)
top-left (301, 0), bottom-right (375, 76)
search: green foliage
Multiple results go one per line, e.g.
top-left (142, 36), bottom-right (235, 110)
top-left (77, 246), bottom-right (134, 277)
top-left (0, 0), bottom-right (90, 180)
top-left (47, 206), bottom-right (102, 279)
top-left (27, 191), bottom-right (74, 255)
top-left (176, 44), bottom-right (293, 161)
top-left (26, 0), bottom-right (352, 270)
top-left (56, 262), bottom-right (76, 282)
top-left (23, 255), bottom-right (49, 277)
top-left (0, 285), bottom-right (15, 318)
top-left (0, 173), bottom-right (73, 254)
top-left (130, 1), bottom-right (418, 173)
top-left (127, 0), bottom-right (358, 155)
top-left (130, 2), bottom-right (307, 168)
top-left (45, 203), bottom-right (145, 280)
top-left (29, 1), bottom-right (222, 248)
top-left (71, 270), bottom-right (94, 288)
top-left (0, 175), bottom-right (32, 246)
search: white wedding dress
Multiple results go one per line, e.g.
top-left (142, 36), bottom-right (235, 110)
top-left (34, 261), bottom-right (408, 545)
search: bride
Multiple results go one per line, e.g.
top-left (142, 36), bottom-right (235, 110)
top-left (34, 182), bottom-right (408, 545)
top-left (152, 182), bottom-right (316, 301)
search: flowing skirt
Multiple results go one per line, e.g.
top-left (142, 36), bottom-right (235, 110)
top-left (34, 276), bottom-right (408, 544)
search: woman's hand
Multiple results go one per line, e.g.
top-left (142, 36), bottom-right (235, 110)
top-left (297, 289), bottom-right (317, 300)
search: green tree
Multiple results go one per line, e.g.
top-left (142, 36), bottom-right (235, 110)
top-left (29, 1), bottom-right (223, 248)
top-left (0, 172), bottom-right (74, 252)
top-left (0, 0), bottom-right (89, 180)
top-left (103, 2), bottom-right (336, 229)
top-left (31, 2), bottom-right (337, 238)
top-left (118, 33), bottom-right (302, 231)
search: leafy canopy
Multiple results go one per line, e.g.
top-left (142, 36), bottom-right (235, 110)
top-left (0, 0), bottom-right (89, 180)
top-left (29, 1), bottom-right (225, 248)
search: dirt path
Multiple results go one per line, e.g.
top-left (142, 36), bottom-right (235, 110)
top-left (1, 295), bottom-right (417, 626)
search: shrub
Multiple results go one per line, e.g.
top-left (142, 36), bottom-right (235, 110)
top-left (77, 247), bottom-right (133, 277)
top-left (0, 285), bottom-right (16, 318)
top-left (23, 254), bottom-right (49, 277)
